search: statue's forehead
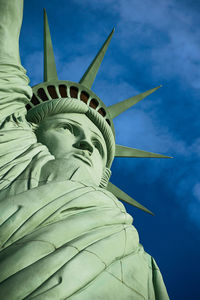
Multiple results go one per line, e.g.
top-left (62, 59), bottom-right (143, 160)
top-left (46, 113), bottom-right (95, 128)
top-left (46, 113), bottom-right (87, 123)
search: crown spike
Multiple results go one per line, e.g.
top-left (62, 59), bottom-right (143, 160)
top-left (108, 86), bottom-right (162, 119)
top-left (107, 182), bottom-right (154, 215)
top-left (43, 9), bottom-right (58, 82)
top-left (115, 145), bottom-right (172, 158)
top-left (79, 28), bottom-right (115, 89)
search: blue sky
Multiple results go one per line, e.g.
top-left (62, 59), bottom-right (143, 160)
top-left (21, 0), bottom-right (200, 299)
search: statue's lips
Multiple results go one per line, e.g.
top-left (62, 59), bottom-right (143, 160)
top-left (73, 153), bottom-right (92, 166)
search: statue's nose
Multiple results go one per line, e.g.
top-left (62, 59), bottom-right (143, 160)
top-left (74, 139), bottom-right (93, 155)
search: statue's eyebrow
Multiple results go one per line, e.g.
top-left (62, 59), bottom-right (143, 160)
top-left (53, 117), bottom-right (104, 144)
top-left (53, 117), bottom-right (81, 126)
top-left (62, 118), bottom-right (81, 126)
top-left (91, 130), bottom-right (104, 144)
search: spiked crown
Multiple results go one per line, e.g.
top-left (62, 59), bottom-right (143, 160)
top-left (26, 9), bottom-right (171, 215)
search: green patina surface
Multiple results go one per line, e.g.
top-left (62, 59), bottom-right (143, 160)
top-left (0, 1), bottom-right (170, 299)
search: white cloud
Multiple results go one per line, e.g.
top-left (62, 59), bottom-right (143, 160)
top-left (193, 183), bottom-right (200, 202)
top-left (73, 0), bottom-right (200, 89)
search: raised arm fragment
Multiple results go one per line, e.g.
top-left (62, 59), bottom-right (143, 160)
top-left (0, 0), bottom-right (24, 64)
top-left (0, 0), bottom-right (32, 121)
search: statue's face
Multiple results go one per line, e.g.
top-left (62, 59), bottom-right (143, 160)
top-left (36, 113), bottom-right (107, 185)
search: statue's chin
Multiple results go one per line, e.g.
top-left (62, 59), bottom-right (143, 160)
top-left (39, 158), bottom-right (101, 187)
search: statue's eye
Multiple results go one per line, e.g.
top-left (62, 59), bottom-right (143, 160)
top-left (92, 139), bottom-right (103, 156)
top-left (62, 123), bottom-right (74, 134)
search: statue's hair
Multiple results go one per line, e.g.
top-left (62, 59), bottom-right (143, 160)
top-left (26, 98), bottom-right (115, 170)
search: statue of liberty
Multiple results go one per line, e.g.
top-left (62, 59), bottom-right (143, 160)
top-left (0, 0), bottom-right (170, 299)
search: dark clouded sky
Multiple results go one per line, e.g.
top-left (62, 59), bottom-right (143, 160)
top-left (21, 0), bottom-right (200, 299)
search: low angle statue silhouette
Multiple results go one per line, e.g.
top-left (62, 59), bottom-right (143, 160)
top-left (0, 0), bottom-right (170, 299)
